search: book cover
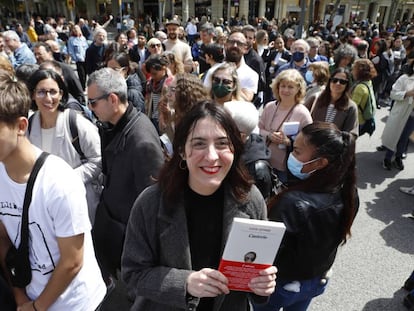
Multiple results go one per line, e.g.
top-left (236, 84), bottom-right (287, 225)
top-left (218, 217), bottom-right (286, 292)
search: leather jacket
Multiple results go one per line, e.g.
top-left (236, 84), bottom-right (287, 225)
top-left (268, 189), bottom-right (358, 280)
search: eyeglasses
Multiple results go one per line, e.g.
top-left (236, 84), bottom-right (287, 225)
top-left (330, 77), bottom-right (348, 85)
top-left (226, 39), bottom-right (247, 47)
top-left (150, 43), bottom-right (161, 48)
top-left (212, 77), bottom-right (233, 86)
top-left (35, 89), bottom-right (61, 98)
top-left (88, 93), bottom-right (110, 107)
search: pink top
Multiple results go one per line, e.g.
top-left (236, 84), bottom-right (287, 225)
top-left (259, 101), bottom-right (313, 171)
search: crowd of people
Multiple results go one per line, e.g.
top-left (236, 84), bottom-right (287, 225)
top-left (0, 11), bottom-right (412, 311)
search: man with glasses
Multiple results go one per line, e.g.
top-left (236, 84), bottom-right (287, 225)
top-left (163, 19), bottom-right (194, 73)
top-left (225, 31), bottom-right (258, 102)
top-left (87, 68), bottom-right (164, 291)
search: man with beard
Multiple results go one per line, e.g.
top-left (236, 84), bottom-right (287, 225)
top-left (225, 31), bottom-right (258, 102)
top-left (163, 19), bottom-right (194, 73)
top-left (242, 25), bottom-right (266, 107)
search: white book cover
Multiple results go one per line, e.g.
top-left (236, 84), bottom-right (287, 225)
top-left (218, 217), bottom-right (286, 292)
top-left (282, 121), bottom-right (300, 136)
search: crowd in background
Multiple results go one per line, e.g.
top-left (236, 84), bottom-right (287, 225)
top-left (0, 11), bottom-right (413, 311)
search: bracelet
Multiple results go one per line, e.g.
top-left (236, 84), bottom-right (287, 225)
top-left (32, 300), bottom-right (39, 311)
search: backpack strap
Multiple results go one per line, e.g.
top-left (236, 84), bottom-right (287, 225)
top-left (68, 109), bottom-right (87, 162)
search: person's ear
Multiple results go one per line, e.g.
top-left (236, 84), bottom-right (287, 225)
top-left (313, 157), bottom-right (328, 170)
top-left (17, 117), bottom-right (28, 136)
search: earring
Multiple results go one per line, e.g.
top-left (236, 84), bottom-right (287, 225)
top-left (179, 159), bottom-right (187, 170)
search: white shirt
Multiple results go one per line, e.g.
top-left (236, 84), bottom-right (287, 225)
top-left (0, 149), bottom-right (105, 310)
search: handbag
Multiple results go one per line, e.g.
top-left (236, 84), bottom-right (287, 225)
top-left (5, 152), bottom-right (49, 288)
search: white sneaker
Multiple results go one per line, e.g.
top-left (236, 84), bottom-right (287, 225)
top-left (400, 186), bottom-right (414, 196)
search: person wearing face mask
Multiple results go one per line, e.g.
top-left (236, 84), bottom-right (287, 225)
top-left (304, 61), bottom-right (330, 104)
top-left (254, 121), bottom-right (359, 311)
top-left (209, 62), bottom-right (242, 105)
top-left (275, 39), bottom-right (312, 84)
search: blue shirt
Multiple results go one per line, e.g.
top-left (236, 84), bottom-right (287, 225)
top-left (68, 36), bottom-right (89, 62)
top-left (10, 43), bottom-right (36, 68)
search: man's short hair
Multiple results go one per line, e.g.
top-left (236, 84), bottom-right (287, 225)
top-left (200, 23), bottom-right (216, 36)
top-left (87, 68), bottom-right (128, 103)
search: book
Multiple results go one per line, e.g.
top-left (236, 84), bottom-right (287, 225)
top-left (218, 217), bottom-right (286, 292)
top-left (282, 121), bottom-right (300, 136)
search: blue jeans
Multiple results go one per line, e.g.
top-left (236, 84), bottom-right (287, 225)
top-left (254, 277), bottom-right (328, 311)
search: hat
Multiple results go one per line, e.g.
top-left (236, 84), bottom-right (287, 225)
top-left (223, 101), bottom-right (259, 136)
top-left (165, 19), bottom-right (181, 27)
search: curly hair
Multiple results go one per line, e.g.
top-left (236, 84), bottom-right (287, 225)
top-left (162, 52), bottom-right (184, 75)
top-left (174, 73), bottom-right (210, 124)
top-left (271, 69), bottom-right (306, 103)
top-left (352, 58), bottom-right (377, 81)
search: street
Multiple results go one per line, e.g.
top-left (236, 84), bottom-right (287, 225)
top-left (309, 106), bottom-right (414, 311)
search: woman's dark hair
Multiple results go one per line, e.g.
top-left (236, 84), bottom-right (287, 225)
top-left (158, 100), bottom-right (252, 203)
top-left (374, 39), bottom-right (387, 56)
top-left (103, 42), bottom-right (128, 64)
top-left (145, 54), bottom-right (169, 72)
top-left (316, 67), bottom-right (351, 110)
top-left (352, 58), bottom-right (377, 81)
top-left (28, 69), bottom-right (69, 110)
top-left (269, 121), bottom-right (357, 243)
top-left (203, 43), bottom-right (225, 63)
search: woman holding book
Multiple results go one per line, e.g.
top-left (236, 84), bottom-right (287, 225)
top-left (259, 69), bottom-right (312, 184)
top-left (122, 101), bottom-right (277, 311)
top-left (254, 121), bottom-right (358, 311)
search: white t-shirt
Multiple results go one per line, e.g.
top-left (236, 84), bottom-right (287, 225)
top-left (0, 148), bottom-right (105, 311)
top-left (237, 57), bottom-right (259, 94)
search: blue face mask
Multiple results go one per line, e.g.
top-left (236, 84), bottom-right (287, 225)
top-left (292, 51), bottom-right (305, 62)
top-left (305, 70), bottom-right (314, 83)
top-left (287, 153), bottom-right (319, 180)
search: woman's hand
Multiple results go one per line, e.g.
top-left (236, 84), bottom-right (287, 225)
top-left (269, 131), bottom-right (288, 145)
top-left (186, 268), bottom-right (230, 298)
top-left (248, 266), bottom-right (277, 296)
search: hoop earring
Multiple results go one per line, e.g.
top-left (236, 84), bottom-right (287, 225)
top-left (179, 159), bottom-right (187, 170)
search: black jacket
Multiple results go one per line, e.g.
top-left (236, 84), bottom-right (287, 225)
top-left (126, 72), bottom-right (146, 112)
top-left (269, 190), bottom-right (358, 280)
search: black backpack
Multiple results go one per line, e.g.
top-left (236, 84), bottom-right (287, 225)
top-left (28, 109), bottom-right (86, 162)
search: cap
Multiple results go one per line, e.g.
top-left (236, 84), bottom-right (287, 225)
top-left (165, 19), bottom-right (181, 27)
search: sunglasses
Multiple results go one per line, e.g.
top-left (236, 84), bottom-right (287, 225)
top-left (212, 77), bottom-right (233, 86)
top-left (330, 77), bottom-right (348, 85)
top-left (150, 43), bottom-right (161, 48)
top-left (88, 93), bottom-right (110, 107)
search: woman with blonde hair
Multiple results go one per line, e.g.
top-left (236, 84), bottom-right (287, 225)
top-left (209, 62), bottom-right (242, 105)
top-left (259, 69), bottom-right (313, 183)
